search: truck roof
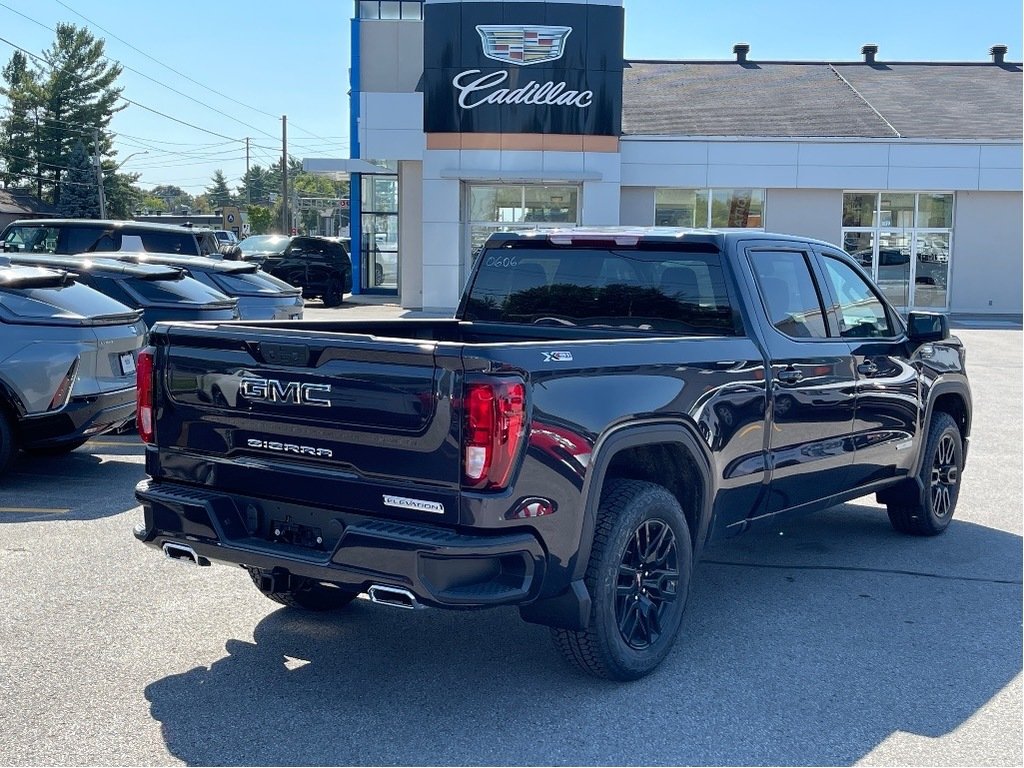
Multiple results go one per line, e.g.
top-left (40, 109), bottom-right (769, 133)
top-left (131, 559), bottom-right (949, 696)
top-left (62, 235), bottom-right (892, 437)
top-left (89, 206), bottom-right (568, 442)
top-left (485, 227), bottom-right (842, 251)
top-left (6, 218), bottom-right (204, 234)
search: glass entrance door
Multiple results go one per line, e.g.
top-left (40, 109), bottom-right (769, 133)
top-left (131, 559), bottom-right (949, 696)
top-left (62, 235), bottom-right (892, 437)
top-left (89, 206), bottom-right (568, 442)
top-left (465, 184), bottom-right (580, 284)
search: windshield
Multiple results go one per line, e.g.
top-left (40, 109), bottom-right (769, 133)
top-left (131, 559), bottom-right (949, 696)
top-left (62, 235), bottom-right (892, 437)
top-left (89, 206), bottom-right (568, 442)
top-left (462, 246), bottom-right (739, 335)
top-left (240, 235), bottom-right (289, 254)
top-left (123, 275), bottom-right (233, 305)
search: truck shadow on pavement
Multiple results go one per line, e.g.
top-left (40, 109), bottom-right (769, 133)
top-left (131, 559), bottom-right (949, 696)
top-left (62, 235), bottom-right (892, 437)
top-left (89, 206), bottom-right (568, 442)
top-left (0, 439), bottom-right (146, 523)
top-left (144, 504), bottom-right (1022, 766)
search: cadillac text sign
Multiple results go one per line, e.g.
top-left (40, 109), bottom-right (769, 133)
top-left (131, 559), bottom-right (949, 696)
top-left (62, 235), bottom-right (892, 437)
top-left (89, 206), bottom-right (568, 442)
top-left (423, 2), bottom-right (624, 136)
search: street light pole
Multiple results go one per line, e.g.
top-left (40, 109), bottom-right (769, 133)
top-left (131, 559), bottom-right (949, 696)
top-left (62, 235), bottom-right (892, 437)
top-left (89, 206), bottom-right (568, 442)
top-left (97, 150), bottom-right (149, 219)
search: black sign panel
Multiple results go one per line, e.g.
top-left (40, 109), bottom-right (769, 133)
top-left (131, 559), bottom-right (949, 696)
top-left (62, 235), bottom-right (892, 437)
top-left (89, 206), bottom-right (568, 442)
top-left (422, 1), bottom-right (624, 136)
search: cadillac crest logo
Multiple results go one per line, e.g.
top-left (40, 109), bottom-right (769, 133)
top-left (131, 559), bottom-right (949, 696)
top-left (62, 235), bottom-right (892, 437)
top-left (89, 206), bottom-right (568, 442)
top-left (476, 25), bottom-right (572, 66)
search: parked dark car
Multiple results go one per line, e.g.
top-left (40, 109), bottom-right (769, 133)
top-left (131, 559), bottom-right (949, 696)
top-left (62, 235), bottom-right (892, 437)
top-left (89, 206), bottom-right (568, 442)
top-left (8, 254), bottom-right (239, 328)
top-left (238, 235), bottom-right (352, 306)
top-left (101, 248), bottom-right (303, 321)
top-left (0, 262), bottom-right (144, 473)
top-left (2, 218), bottom-right (205, 257)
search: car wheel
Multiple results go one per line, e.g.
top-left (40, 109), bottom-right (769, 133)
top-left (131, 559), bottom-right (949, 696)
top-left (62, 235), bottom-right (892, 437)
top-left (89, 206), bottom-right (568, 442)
top-left (887, 412), bottom-right (963, 536)
top-left (0, 408), bottom-right (15, 476)
top-left (551, 479), bottom-right (693, 680)
top-left (374, 263), bottom-right (384, 286)
top-left (246, 566), bottom-right (358, 611)
top-left (322, 278), bottom-right (344, 307)
top-left (24, 438), bottom-right (89, 457)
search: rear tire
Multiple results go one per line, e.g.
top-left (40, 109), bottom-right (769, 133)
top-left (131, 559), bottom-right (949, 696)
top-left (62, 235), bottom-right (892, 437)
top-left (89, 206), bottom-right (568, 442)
top-left (887, 412), bottom-right (963, 536)
top-left (0, 409), bottom-right (14, 476)
top-left (551, 479), bottom-right (693, 680)
top-left (322, 278), bottom-right (344, 307)
top-left (246, 567), bottom-right (357, 611)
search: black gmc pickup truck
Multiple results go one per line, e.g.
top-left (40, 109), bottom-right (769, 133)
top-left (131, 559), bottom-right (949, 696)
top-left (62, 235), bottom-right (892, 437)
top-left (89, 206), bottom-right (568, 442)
top-left (134, 229), bottom-right (971, 680)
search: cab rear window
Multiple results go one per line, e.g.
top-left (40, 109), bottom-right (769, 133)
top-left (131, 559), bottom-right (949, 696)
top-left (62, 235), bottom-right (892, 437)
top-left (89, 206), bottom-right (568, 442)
top-left (463, 246), bottom-right (740, 335)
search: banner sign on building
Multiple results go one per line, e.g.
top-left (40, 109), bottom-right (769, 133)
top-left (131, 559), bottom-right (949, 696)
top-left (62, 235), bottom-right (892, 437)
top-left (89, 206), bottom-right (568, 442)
top-left (422, 1), bottom-right (624, 136)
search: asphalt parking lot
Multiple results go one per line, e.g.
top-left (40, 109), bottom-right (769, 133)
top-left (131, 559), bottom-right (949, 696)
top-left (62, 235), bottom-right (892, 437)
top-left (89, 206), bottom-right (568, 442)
top-left (0, 312), bottom-right (1020, 766)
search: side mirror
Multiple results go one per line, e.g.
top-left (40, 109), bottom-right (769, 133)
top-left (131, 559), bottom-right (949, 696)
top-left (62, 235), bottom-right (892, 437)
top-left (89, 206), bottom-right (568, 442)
top-left (907, 311), bottom-right (949, 342)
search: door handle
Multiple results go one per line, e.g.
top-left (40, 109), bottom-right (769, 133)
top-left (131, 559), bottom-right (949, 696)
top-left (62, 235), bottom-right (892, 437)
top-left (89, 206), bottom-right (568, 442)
top-left (777, 368), bottom-right (804, 384)
top-left (857, 361), bottom-right (879, 376)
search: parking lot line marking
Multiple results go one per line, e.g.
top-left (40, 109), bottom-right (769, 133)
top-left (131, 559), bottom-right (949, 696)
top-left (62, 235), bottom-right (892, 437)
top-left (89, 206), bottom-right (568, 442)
top-left (0, 507), bottom-right (71, 515)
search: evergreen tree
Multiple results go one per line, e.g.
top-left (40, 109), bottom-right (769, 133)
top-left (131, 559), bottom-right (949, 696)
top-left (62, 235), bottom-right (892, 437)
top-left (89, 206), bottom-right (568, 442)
top-left (33, 24), bottom-right (124, 205)
top-left (103, 167), bottom-right (141, 219)
top-left (206, 169), bottom-right (233, 208)
top-left (0, 51), bottom-right (39, 189)
top-left (57, 139), bottom-right (99, 217)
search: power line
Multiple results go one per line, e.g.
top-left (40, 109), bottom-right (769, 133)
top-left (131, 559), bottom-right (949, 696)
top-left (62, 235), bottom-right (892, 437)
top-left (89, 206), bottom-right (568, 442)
top-left (49, 0), bottom-right (341, 147)
top-left (0, 34), bottom-right (243, 143)
top-left (0, 3), bottom-right (279, 141)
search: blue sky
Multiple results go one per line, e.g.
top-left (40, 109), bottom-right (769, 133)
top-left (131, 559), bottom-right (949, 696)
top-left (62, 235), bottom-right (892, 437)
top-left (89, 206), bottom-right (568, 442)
top-left (1, 0), bottom-right (1020, 194)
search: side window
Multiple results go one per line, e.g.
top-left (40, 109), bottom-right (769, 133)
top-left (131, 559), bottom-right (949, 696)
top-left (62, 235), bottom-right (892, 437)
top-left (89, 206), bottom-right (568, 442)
top-left (749, 250), bottom-right (829, 339)
top-left (821, 256), bottom-right (895, 338)
top-left (5, 226), bottom-right (58, 253)
top-left (63, 227), bottom-right (108, 254)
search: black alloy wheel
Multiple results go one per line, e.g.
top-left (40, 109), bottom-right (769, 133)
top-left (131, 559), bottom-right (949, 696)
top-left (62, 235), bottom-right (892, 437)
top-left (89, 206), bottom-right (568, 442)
top-left (615, 519), bottom-right (680, 650)
top-left (930, 431), bottom-right (959, 519)
top-left (887, 411), bottom-right (963, 535)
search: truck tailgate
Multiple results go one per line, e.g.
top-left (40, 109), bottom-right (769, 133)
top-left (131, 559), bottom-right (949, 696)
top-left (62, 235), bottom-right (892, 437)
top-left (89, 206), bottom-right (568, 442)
top-left (149, 324), bottom-right (462, 521)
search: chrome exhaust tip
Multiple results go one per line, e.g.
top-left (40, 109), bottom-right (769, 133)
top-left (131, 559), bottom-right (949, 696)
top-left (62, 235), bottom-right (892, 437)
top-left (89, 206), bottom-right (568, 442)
top-left (162, 541), bottom-right (210, 566)
top-left (367, 584), bottom-right (421, 610)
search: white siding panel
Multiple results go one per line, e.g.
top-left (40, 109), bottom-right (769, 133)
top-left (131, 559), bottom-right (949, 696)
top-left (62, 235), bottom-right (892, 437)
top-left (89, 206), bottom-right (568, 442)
top-left (459, 149), bottom-right (502, 173)
top-left (797, 143), bottom-right (890, 167)
top-left (620, 163), bottom-right (707, 187)
top-left (362, 93), bottom-right (424, 130)
top-left (796, 164), bottom-right (889, 189)
top-left (620, 141), bottom-right (708, 166)
top-left (583, 152), bottom-right (621, 183)
top-left (421, 222), bottom-right (461, 266)
top-left (708, 141), bottom-right (800, 166)
top-left (707, 164), bottom-right (798, 188)
top-left (581, 181), bottom-right (620, 225)
top-left (889, 144), bottom-right (980, 168)
top-left (422, 149), bottom-right (460, 180)
top-left (421, 179), bottom-right (460, 224)
top-left (542, 151), bottom-right (586, 174)
top-left (887, 166), bottom-right (980, 190)
top-left (980, 145), bottom-right (1023, 169)
top-left (978, 168), bottom-right (1024, 191)
top-left (499, 151), bottom-right (544, 173)
top-left (361, 130), bottom-right (425, 161)
top-left (421, 267), bottom-right (462, 311)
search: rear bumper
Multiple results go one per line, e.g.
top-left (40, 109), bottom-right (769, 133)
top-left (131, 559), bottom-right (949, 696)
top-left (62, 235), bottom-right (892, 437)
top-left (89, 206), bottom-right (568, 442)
top-left (19, 387), bottom-right (135, 448)
top-left (134, 480), bottom-right (547, 608)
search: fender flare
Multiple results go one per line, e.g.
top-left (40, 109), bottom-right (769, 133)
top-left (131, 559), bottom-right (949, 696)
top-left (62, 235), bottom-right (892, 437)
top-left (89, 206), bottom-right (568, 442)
top-left (912, 376), bottom-right (972, 478)
top-left (571, 419), bottom-right (716, 582)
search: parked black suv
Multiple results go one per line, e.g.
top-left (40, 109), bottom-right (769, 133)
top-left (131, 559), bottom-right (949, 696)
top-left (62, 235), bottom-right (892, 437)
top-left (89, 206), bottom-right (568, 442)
top-left (237, 235), bottom-right (352, 306)
top-left (2, 218), bottom-right (204, 257)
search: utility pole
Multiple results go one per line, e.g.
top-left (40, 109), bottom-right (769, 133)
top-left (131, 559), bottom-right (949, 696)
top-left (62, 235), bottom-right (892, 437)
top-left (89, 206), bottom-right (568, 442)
top-left (93, 127), bottom-right (107, 219)
top-left (280, 116), bottom-right (289, 234)
top-left (245, 137), bottom-right (250, 205)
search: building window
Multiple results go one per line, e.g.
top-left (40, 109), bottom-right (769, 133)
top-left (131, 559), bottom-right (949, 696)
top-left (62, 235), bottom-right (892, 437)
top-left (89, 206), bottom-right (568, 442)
top-left (841, 192), bottom-right (954, 310)
top-left (465, 184), bottom-right (579, 284)
top-left (655, 188), bottom-right (764, 229)
top-left (356, 0), bottom-right (422, 19)
top-left (361, 174), bottom-right (398, 290)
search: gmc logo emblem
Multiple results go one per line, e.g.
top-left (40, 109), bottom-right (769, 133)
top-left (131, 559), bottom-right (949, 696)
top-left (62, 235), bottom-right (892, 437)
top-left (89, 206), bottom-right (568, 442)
top-left (239, 377), bottom-right (332, 408)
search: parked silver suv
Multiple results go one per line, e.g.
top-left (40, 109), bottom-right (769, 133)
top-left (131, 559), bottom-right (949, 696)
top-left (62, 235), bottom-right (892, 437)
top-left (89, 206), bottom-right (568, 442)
top-left (0, 262), bottom-right (145, 474)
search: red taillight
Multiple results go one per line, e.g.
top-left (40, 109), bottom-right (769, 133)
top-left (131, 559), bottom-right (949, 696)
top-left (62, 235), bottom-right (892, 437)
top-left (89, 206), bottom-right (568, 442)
top-left (136, 348), bottom-right (155, 444)
top-left (463, 379), bottom-right (526, 490)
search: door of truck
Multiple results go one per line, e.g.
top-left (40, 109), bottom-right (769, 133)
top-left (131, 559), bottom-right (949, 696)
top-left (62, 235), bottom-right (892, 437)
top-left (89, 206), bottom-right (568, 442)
top-left (741, 242), bottom-right (858, 515)
top-left (812, 249), bottom-right (921, 487)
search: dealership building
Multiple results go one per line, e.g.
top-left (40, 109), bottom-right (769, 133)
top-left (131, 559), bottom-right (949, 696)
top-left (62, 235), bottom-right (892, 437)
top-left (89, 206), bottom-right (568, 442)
top-left (306, 0), bottom-right (1022, 317)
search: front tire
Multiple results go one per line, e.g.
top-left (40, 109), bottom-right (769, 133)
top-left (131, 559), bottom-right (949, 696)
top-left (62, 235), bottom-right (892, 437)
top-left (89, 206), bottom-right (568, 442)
top-left (0, 409), bottom-right (15, 476)
top-left (246, 567), bottom-right (357, 611)
top-left (551, 479), bottom-right (693, 680)
top-left (887, 412), bottom-right (963, 535)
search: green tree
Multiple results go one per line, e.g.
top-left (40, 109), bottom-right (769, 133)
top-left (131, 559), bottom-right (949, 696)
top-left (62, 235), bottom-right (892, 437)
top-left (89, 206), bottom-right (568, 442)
top-left (238, 164), bottom-right (272, 205)
top-left (0, 51), bottom-right (39, 189)
top-left (103, 167), bottom-right (141, 219)
top-left (206, 169), bottom-right (233, 208)
top-left (149, 184), bottom-right (193, 214)
top-left (246, 204), bottom-right (273, 235)
top-left (33, 24), bottom-right (125, 206)
top-left (138, 194), bottom-right (167, 214)
top-left (56, 139), bottom-right (99, 217)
